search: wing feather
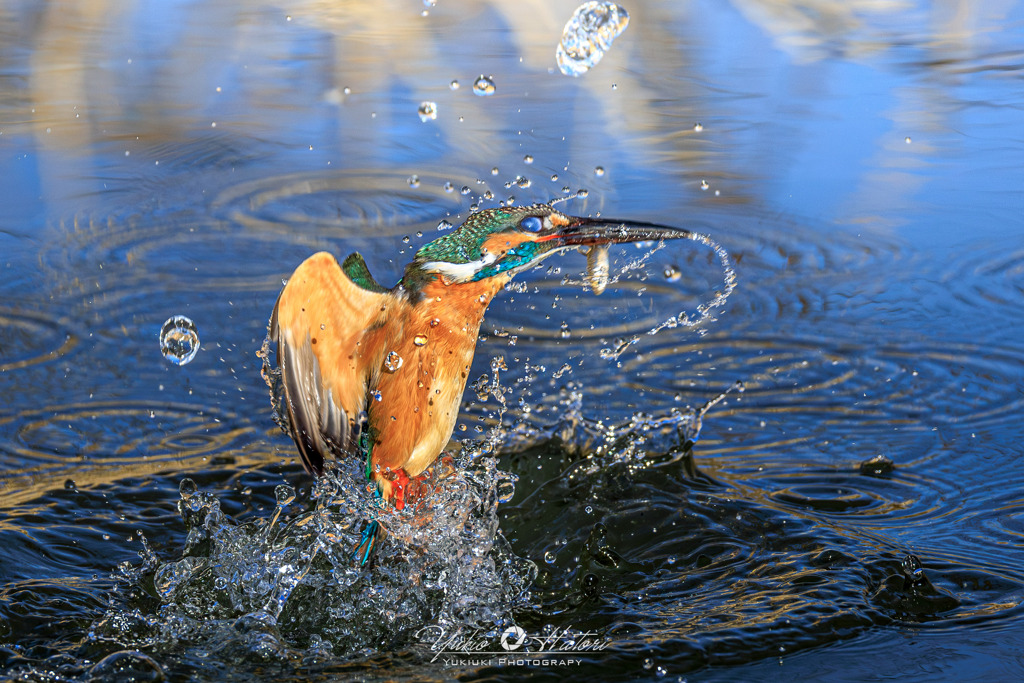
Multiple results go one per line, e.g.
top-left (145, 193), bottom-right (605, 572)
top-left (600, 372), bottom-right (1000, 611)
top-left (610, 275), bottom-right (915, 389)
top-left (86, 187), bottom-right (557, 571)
top-left (271, 252), bottom-right (392, 474)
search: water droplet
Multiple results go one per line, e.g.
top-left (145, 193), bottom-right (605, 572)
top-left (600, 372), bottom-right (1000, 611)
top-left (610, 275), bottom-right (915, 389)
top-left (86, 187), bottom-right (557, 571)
top-left (159, 316), bottom-right (200, 365)
top-left (373, 390), bottom-right (383, 401)
top-left (700, 179), bottom-right (709, 190)
top-left (178, 478), bottom-right (197, 498)
top-left (430, 318), bottom-right (440, 327)
top-left (64, 479), bottom-right (77, 491)
top-left (576, 188), bottom-right (589, 197)
top-left (643, 658), bottom-right (654, 670)
top-left (556, 2), bottom-right (630, 77)
top-left (516, 175), bottom-right (531, 188)
top-left (443, 181), bottom-right (454, 193)
top-left (460, 185), bottom-right (471, 195)
top-left (214, 576), bottom-right (228, 590)
top-left (560, 322), bottom-right (571, 339)
top-left (694, 122), bottom-right (703, 132)
top-left (408, 174), bottom-right (421, 188)
top-left (664, 265), bottom-right (681, 282)
top-left (414, 334), bottom-right (428, 346)
top-left (383, 350), bottom-right (404, 372)
top-left (550, 173), bottom-right (559, 181)
top-left (402, 235), bottom-right (411, 244)
top-left (523, 154), bottom-right (534, 164)
top-left (417, 101), bottom-right (437, 122)
top-left (585, 505), bottom-right (593, 514)
top-left (274, 484), bottom-right (296, 506)
top-left (437, 219), bottom-right (452, 231)
top-left (449, 79), bottom-right (460, 90)
top-left (594, 166), bottom-right (605, 176)
top-left (496, 477), bottom-right (516, 503)
top-left (473, 75), bottom-right (496, 96)
top-left (544, 550), bottom-right (557, 563)
top-left (905, 136), bottom-right (912, 144)
top-left (491, 166), bottom-right (500, 175)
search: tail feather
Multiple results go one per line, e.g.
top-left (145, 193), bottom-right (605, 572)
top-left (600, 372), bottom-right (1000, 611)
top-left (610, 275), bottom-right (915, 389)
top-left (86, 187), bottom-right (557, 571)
top-left (354, 519), bottom-right (382, 567)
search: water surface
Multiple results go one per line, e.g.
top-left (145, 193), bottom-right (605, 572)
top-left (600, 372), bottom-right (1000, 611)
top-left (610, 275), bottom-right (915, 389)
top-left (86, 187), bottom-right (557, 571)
top-left (2, 1), bottom-right (1024, 680)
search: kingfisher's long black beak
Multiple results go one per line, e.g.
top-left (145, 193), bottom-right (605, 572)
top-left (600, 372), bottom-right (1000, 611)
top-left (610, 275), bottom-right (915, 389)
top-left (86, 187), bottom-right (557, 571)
top-left (549, 216), bottom-right (693, 247)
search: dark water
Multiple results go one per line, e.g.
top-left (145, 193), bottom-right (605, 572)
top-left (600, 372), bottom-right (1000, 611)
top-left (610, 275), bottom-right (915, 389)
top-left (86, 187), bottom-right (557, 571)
top-left (3, 1), bottom-right (1024, 680)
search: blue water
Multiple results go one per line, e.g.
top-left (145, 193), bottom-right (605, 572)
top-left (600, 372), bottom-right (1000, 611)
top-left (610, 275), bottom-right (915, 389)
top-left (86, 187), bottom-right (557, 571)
top-left (2, 1), bottom-right (1024, 680)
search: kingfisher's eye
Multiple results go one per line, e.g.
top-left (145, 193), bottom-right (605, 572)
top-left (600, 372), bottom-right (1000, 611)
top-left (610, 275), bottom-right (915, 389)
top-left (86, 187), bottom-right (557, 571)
top-left (519, 216), bottom-right (544, 233)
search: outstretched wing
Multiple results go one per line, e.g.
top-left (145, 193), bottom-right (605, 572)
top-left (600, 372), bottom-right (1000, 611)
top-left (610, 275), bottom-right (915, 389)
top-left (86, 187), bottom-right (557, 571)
top-left (270, 252), bottom-right (391, 474)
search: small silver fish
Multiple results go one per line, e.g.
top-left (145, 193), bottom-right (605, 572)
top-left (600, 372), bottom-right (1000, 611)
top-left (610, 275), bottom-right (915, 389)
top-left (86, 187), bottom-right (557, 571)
top-left (584, 244), bottom-right (610, 295)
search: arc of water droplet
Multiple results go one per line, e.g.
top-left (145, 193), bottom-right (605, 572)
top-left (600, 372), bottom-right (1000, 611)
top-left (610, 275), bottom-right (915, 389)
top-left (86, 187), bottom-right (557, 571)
top-left (602, 231), bottom-right (736, 361)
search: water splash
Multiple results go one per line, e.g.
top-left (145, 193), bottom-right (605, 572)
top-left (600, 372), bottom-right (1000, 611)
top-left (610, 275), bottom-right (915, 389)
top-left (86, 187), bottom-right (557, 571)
top-left (159, 315), bottom-right (200, 365)
top-left (94, 445), bottom-right (536, 660)
top-left (599, 231), bottom-right (736, 360)
top-left (556, 2), bottom-right (630, 77)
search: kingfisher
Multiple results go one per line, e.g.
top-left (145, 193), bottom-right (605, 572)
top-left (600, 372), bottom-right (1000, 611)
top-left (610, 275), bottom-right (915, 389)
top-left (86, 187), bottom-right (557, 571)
top-left (270, 202), bottom-right (691, 563)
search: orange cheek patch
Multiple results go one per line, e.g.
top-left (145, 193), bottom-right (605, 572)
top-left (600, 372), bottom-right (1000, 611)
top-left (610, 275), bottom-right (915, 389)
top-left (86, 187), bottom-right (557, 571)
top-left (482, 232), bottom-right (533, 256)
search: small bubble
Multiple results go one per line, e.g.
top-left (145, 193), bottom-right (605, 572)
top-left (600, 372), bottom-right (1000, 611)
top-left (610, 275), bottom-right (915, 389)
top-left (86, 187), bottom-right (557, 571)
top-left (585, 505), bottom-right (593, 514)
top-left (449, 79), bottom-right (460, 90)
top-left (473, 75), bottom-right (496, 96)
top-left (594, 166), bottom-right (605, 176)
top-left (160, 316), bottom-right (200, 365)
top-left (274, 484), bottom-right (296, 506)
top-left (414, 334), bottom-right (428, 346)
top-left (64, 479), bottom-right (77, 491)
top-left (418, 101), bottom-right (437, 121)
top-left (544, 550), bottom-right (557, 563)
top-left (408, 174), bottom-right (421, 188)
top-left (383, 350), bottom-right (404, 372)
top-left (664, 265), bottom-right (681, 282)
top-left (214, 576), bottom-right (228, 590)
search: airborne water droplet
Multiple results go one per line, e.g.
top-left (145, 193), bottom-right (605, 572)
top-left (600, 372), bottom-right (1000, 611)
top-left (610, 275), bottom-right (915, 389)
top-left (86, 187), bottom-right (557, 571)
top-left (383, 350), bottom-right (404, 372)
top-left (414, 334), bottom-right (428, 346)
top-left (274, 484), bottom-right (296, 506)
top-left (408, 174), bottom-right (421, 188)
top-left (664, 265), bottom-right (682, 282)
top-left (449, 79), bottom-right (460, 90)
top-left (560, 322), bottom-right (571, 339)
top-left (473, 75), bottom-right (496, 96)
top-left (417, 101), bottom-right (437, 122)
top-left (556, 2), bottom-right (630, 77)
top-left (160, 316), bottom-right (200, 365)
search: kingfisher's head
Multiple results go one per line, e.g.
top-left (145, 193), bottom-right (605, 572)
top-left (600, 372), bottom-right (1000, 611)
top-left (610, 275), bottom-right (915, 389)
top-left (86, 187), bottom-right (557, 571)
top-left (403, 203), bottom-right (691, 290)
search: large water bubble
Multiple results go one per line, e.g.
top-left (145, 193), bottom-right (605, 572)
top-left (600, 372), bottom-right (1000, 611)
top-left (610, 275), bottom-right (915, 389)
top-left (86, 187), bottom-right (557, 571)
top-left (159, 315), bottom-right (199, 365)
top-left (556, 2), bottom-right (630, 77)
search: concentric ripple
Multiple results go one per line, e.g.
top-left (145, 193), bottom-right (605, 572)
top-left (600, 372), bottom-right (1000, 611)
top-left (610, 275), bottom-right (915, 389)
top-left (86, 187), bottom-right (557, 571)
top-left (210, 169), bottom-right (470, 237)
top-left (0, 400), bottom-right (265, 505)
top-left (619, 334), bottom-right (1024, 429)
top-left (0, 307), bottom-right (76, 373)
